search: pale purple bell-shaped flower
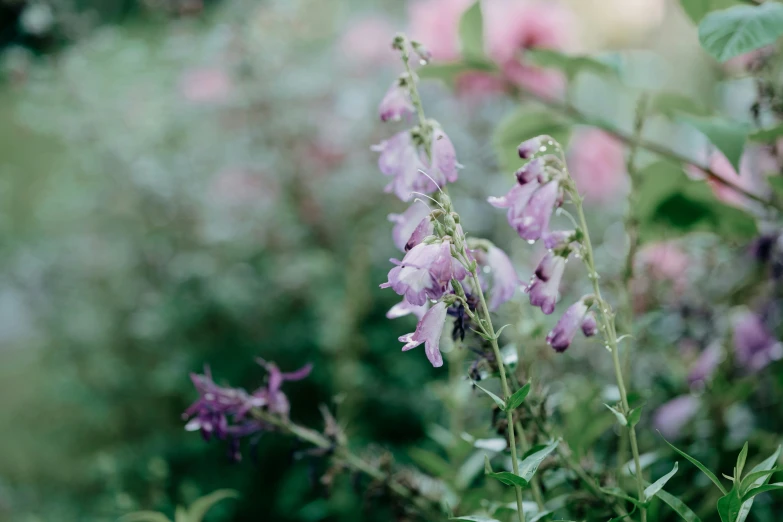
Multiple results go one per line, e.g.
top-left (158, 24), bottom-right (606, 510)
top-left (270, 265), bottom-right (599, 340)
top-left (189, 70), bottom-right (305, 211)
top-left (373, 131), bottom-right (434, 202)
top-left (388, 202), bottom-right (431, 252)
top-left (653, 395), bottom-right (700, 440)
top-left (733, 310), bottom-right (783, 372)
top-left (381, 240), bottom-right (466, 306)
top-left (406, 215), bottom-right (435, 251)
top-left (516, 157), bottom-right (545, 185)
top-left (581, 312), bottom-right (598, 337)
top-left (518, 136), bottom-right (544, 159)
top-left (429, 128), bottom-right (460, 184)
top-left (546, 297), bottom-right (592, 352)
top-left (542, 229), bottom-right (576, 250)
top-left (534, 251), bottom-right (563, 281)
top-left (488, 180), bottom-right (540, 232)
top-left (516, 181), bottom-right (560, 241)
top-left (481, 245), bottom-right (522, 311)
top-left (387, 299), bottom-right (429, 320)
top-left (399, 301), bottom-right (448, 367)
top-left (379, 82), bottom-right (414, 122)
top-left (528, 254), bottom-right (566, 314)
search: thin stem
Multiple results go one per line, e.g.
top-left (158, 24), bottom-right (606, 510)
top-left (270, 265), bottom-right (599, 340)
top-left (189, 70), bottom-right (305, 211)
top-left (400, 40), bottom-right (429, 131)
top-left (469, 270), bottom-right (527, 522)
top-left (569, 187), bottom-right (647, 522)
top-left (515, 420), bottom-right (546, 510)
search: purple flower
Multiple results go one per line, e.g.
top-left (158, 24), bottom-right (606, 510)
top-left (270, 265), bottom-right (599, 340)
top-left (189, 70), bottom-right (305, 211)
top-left (373, 131), bottom-right (451, 202)
top-left (488, 180), bottom-right (540, 231)
top-left (399, 301), bottom-right (448, 367)
top-left (379, 82), bottom-right (414, 122)
top-left (542, 230), bottom-right (576, 250)
top-left (546, 297), bottom-right (593, 352)
top-left (254, 359), bottom-right (313, 417)
top-left (480, 245), bottom-right (521, 311)
top-left (389, 202), bottom-right (431, 251)
top-left (381, 240), bottom-right (467, 306)
top-left (688, 343), bottom-right (723, 385)
top-left (386, 299), bottom-right (429, 320)
top-left (429, 128), bottom-right (460, 184)
top-left (406, 215), bottom-right (435, 251)
top-left (518, 136), bottom-right (543, 159)
top-left (517, 181), bottom-right (560, 241)
top-left (516, 158), bottom-right (545, 185)
top-left (733, 310), bottom-right (783, 372)
top-left (581, 312), bottom-right (598, 336)
top-left (534, 251), bottom-right (563, 281)
top-left (528, 254), bottom-right (566, 314)
top-left (653, 395), bottom-right (700, 440)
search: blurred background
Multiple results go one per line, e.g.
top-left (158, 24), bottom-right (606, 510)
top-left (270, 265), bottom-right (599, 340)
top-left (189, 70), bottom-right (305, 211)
top-left (0, 0), bottom-right (781, 521)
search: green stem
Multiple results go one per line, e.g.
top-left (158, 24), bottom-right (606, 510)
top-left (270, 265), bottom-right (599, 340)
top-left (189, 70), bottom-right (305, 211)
top-left (570, 187), bottom-right (647, 522)
top-left (515, 420), bottom-right (546, 510)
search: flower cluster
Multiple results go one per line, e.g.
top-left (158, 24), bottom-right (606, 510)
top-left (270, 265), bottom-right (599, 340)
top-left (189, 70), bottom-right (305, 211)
top-left (183, 360), bottom-right (312, 461)
top-left (490, 136), bottom-right (596, 351)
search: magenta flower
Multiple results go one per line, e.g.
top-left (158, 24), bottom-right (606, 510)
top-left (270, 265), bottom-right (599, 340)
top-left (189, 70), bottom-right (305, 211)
top-left (387, 299), bottom-right (429, 320)
top-left (379, 82), bottom-right (414, 122)
top-left (517, 181), bottom-right (560, 241)
top-left (528, 254), bottom-right (566, 314)
top-left (481, 245), bottom-right (521, 311)
top-left (399, 301), bottom-right (448, 367)
top-left (389, 202), bottom-right (431, 251)
top-left (546, 297), bottom-right (594, 352)
top-left (733, 310), bottom-right (783, 372)
top-left (381, 240), bottom-right (467, 306)
top-left (653, 395), bottom-right (700, 440)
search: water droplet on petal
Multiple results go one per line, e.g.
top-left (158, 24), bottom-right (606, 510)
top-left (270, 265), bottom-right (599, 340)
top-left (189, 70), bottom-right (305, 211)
top-left (526, 239), bottom-right (536, 245)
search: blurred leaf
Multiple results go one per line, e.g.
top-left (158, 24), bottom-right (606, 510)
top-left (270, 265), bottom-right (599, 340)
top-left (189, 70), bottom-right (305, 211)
top-left (680, 0), bottom-right (742, 24)
top-left (628, 406), bottom-right (643, 428)
top-left (458, 1), bottom-right (485, 63)
top-left (187, 489), bottom-right (238, 522)
top-left (644, 462), bottom-right (679, 501)
top-left (517, 439), bottom-right (559, 482)
top-left (505, 383), bottom-right (531, 412)
top-left (601, 487), bottom-right (647, 508)
top-left (662, 437), bottom-right (728, 494)
top-left (418, 62), bottom-right (498, 89)
top-left (698, 3), bottom-right (783, 62)
top-left (649, 92), bottom-right (712, 118)
top-left (450, 516), bottom-right (501, 522)
top-left (736, 446), bottom-right (782, 522)
top-left (174, 507), bottom-right (188, 522)
top-left (525, 48), bottom-right (618, 81)
top-left (409, 447), bottom-right (451, 478)
top-left (492, 109), bottom-right (571, 173)
top-left (736, 442), bottom-right (750, 479)
top-left (654, 488), bottom-right (703, 522)
top-left (678, 114), bottom-right (748, 172)
top-left (749, 123), bottom-right (783, 142)
top-left (605, 404), bottom-right (628, 426)
top-left (118, 513), bottom-right (172, 522)
top-left (471, 380), bottom-right (506, 409)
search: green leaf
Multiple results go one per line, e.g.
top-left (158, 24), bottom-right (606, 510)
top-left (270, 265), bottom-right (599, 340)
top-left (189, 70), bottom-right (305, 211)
top-left (678, 114), bottom-right (748, 173)
top-left (118, 513), bottom-right (172, 522)
top-left (645, 462), bottom-right (679, 501)
top-left (605, 404), bottom-right (628, 427)
top-left (736, 442), bottom-right (749, 480)
top-left (409, 447), bottom-right (452, 478)
top-left (517, 439), bottom-right (559, 482)
top-left (736, 445), bottom-right (781, 522)
top-left (528, 510), bottom-right (554, 522)
top-left (492, 109), bottom-right (571, 173)
top-left (471, 381), bottom-right (506, 409)
top-left (749, 123), bottom-right (783, 143)
top-left (649, 92), bottom-right (712, 118)
top-left (487, 470), bottom-right (529, 488)
top-left (187, 489), bottom-right (239, 522)
top-left (458, 1), bottom-right (485, 63)
top-left (505, 383), bottom-right (531, 412)
top-left (450, 516), bottom-right (501, 522)
top-left (739, 468), bottom-right (783, 494)
top-left (654, 488), bottom-right (703, 522)
top-left (680, 0), bottom-right (742, 24)
top-left (741, 482), bottom-right (783, 503)
top-left (717, 488), bottom-right (743, 522)
top-left (525, 48), bottom-right (618, 81)
top-left (627, 406), bottom-right (643, 428)
top-left (601, 487), bottom-right (647, 508)
top-left (662, 436), bottom-right (728, 494)
top-left (174, 507), bottom-right (188, 522)
top-left (698, 3), bottom-right (783, 62)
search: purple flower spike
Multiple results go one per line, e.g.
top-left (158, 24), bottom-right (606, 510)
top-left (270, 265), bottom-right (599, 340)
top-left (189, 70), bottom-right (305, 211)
top-left (517, 181), bottom-right (560, 241)
top-left (528, 256), bottom-right (566, 314)
top-left (484, 245), bottom-right (521, 311)
top-left (733, 310), bottom-right (783, 372)
top-left (430, 128), bottom-right (460, 183)
top-left (518, 136), bottom-right (543, 159)
top-left (399, 301), bottom-right (448, 367)
top-left (387, 299), bottom-right (429, 320)
top-left (389, 202), bottom-right (431, 252)
top-left (516, 158), bottom-right (545, 185)
top-left (543, 230), bottom-right (576, 250)
top-left (381, 240), bottom-right (465, 306)
top-left (379, 82), bottom-right (414, 122)
top-left (546, 298), bottom-right (590, 352)
top-left (581, 312), bottom-right (598, 337)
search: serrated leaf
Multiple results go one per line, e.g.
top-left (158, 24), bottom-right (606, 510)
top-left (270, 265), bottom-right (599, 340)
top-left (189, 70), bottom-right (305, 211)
top-left (736, 442), bottom-right (749, 480)
top-left (458, 1), bottom-right (485, 63)
top-left (662, 436), bottom-right (728, 494)
top-left (678, 114), bottom-right (748, 173)
top-left (628, 406), bottom-right (643, 427)
top-left (605, 404), bottom-right (628, 426)
top-left (645, 462), bottom-right (679, 501)
top-left (187, 489), bottom-right (238, 522)
top-left (699, 3), bottom-right (783, 62)
top-left (680, 0), bottom-right (742, 24)
top-left (471, 381), bottom-right (506, 409)
top-left (492, 108), bottom-right (571, 173)
top-left (525, 48), bottom-right (617, 81)
top-left (518, 439), bottom-right (559, 482)
top-left (654, 488), bottom-right (703, 522)
top-left (736, 445), bottom-right (781, 522)
top-left (118, 513), bottom-right (172, 522)
top-left (505, 383), bottom-right (531, 412)
top-left (450, 516), bottom-right (501, 522)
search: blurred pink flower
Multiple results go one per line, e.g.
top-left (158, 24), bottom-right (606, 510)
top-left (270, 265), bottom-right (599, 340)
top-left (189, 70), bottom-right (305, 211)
top-left (687, 150), bottom-right (768, 212)
top-left (180, 67), bottom-right (233, 103)
top-left (633, 242), bottom-right (689, 311)
top-left (567, 128), bottom-right (627, 204)
top-left (653, 395), bottom-right (700, 440)
top-left (339, 15), bottom-right (397, 67)
top-left (409, 0), bottom-right (472, 62)
top-left (483, 0), bottom-right (575, 98)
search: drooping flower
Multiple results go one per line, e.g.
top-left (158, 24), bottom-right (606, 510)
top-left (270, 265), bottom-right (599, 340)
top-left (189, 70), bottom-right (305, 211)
top-left (430, 127), bottom-right (460, 183)
top-left (387, 299), bottom-right (429, 320)
top-left (406, 215), bottom-right (435, 251)
top-left (733, 310), bottom-right (783, 372)
top-left (488, 180), bottom-right (540, 232)
top-left (389, 202), bottom-right (431, 251)
top-left (528, 253), bottom-right (566, 314)
top-left (381, 240), bottom-right (467, 306)
top-left (546, 296), bottom-right (594, 352)
top-left (518, 136), bottom-right (544, 160)
top-left (379, 81), bottom-right (414, 122)
top-left (653, 395), bottom-right (700, 440)
top-left (476, 245), bottom-right (522, 311)
top-left (542, 229), bottom-right (576, 250)
top-left (399, 301), bottom-right (449, 367)
top-left (516, 157), bottom-right (545, 185)
top-left (373, 131), bottom-right (432, 202)
top-left (567, 128), bottom-right (627, 204)
top-left (517, 181), bottom-right (560, 241)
